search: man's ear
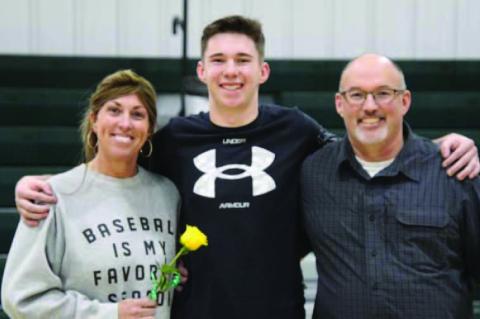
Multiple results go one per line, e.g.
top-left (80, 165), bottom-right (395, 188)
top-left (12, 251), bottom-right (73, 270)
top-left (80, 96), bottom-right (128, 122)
top-left (259, 62), bottom-right (271, 84)
top-left (400, 90), bottom-right (412, 116)
top-left (196, 60), bottom-right (206, 84)
top-left (335, 93), bottom-right (344, 118)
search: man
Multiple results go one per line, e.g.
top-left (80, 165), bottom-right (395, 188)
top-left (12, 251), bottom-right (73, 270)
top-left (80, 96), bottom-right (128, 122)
top-left (301, 53), bottom-right (480, 318)
top-left (14, 17), bottom-right (479, 319)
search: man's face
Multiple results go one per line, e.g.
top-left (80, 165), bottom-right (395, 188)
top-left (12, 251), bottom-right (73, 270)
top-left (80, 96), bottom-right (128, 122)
top-left (197, 33), bottom-right (270, 113)
top-left (335, 56), bottom-right (411, 155)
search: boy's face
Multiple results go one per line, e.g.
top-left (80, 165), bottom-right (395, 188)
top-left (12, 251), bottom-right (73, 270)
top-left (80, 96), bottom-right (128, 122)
top-left (197, 32), bottom-right (270, 113)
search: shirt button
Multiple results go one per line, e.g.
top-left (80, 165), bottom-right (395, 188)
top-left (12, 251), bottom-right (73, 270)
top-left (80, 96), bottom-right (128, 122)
top-left (371, 250), bottom-right (377, 257)
top-left (369, 214), bottom-right (375, 221)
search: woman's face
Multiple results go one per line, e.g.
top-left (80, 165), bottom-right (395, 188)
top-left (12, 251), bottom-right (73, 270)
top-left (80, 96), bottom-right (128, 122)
top-left (91, 94), bottom-right (150, 163)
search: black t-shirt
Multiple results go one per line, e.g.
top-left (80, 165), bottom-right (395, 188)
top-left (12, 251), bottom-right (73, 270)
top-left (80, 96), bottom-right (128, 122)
top-left (149, 104), bottom-right (332, 319)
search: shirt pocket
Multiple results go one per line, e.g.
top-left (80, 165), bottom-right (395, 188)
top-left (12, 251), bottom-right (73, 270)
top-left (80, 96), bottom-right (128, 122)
top-left (395, 207), bottom-right (449, 228)
top-left (391, 206), bottom-right (449, 272)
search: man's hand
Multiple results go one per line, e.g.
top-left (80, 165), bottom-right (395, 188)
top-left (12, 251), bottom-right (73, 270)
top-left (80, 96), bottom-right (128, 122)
top-left (118, 298), bottom-right (156, 319)
top-left (435, 133), bottom-right (480, 180)
top-left (15, 175), bottom-right (56, 226)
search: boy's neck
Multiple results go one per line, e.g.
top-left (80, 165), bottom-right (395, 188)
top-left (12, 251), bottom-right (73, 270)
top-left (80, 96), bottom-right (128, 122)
top-left (209, 103), bottom-right (259, 128)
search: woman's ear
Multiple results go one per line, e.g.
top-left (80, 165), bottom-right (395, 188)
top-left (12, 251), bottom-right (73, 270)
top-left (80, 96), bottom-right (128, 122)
top-left (89, 112), bottom-right (98, 132)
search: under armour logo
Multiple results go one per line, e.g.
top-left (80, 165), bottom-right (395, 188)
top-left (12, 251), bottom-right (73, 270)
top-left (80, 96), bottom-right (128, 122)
top-left (193, 146), bottom-right (276, 198)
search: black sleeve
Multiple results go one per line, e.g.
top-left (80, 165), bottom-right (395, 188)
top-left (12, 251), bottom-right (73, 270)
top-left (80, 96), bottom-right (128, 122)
top-left (298, 154), bottom-right (315, 258)
top-left (146, 125), bottom-right (171, 177)
top-left (462, 179), bottom-right (480, 284)
top-left (317, 123), bottom-right (340, 147)
top-left (137, 148), bottom-right (149, 170)
top-left (298, 108), bottom-right (340, 148)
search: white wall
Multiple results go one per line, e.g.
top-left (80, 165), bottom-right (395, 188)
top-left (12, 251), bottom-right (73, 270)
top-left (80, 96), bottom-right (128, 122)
top-left (1, 0), bottom-right (479, 59)
top-left (0, 0), bottom-right (182, 57)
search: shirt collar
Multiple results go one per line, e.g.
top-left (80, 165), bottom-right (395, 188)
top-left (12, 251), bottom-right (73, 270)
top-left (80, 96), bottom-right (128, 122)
top-left (336, 122), bottom-right (422, 182)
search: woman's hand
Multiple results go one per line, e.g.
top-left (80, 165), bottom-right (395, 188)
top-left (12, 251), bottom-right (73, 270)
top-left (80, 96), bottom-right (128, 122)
top-left (118, 298), bottom-right (157, 319)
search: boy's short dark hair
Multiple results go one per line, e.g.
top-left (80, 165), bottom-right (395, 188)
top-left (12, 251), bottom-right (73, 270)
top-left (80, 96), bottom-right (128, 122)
top-left (201, 15), bottom-right (265, 59)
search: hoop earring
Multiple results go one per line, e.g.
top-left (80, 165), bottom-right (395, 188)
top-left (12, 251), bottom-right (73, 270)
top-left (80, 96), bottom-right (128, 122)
top-left (87, 131), bottom-right (98, 151)
top-left (141, 139), bottom-right (153, 158)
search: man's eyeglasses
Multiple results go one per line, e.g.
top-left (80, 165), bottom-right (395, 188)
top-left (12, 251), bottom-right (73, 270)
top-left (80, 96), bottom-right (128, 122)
top-left (339, 88), bottom-right (405, 105)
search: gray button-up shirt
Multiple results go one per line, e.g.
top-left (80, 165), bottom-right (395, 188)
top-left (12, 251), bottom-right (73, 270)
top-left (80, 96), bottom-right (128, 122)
top-left (301, 124), bottom-right (480, 319)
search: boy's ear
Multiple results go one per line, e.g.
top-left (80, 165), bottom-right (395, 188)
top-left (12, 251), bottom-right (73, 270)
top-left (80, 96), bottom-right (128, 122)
top-left (197, 60), bottom-right (206, 84)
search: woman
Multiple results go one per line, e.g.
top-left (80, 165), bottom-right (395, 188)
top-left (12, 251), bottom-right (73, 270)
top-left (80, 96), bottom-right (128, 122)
top-left (1, 70), bottom-right (179, 319)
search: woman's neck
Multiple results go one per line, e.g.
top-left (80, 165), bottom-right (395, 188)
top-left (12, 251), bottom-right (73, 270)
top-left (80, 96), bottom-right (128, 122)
top-left (88, 155), bottom-right (138, 178)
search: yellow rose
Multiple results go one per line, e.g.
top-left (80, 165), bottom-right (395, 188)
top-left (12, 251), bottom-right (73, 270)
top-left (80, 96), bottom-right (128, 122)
top-left (180, 225), bottom-right (208, 251)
